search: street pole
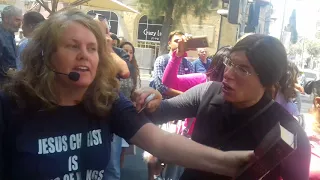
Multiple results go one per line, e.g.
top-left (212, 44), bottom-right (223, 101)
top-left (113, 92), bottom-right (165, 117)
top-left (280, 0), bottom-right (288, 43)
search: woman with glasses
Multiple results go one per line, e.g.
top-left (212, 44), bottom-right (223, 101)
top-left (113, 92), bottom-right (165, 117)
top-left (134, 34), bottom-right (311, 180)
top-left (0, 9), bottom-right (254, 179)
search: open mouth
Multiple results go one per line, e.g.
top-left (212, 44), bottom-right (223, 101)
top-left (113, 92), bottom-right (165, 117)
top-left (73, 66), bottom-right (89, 72)
top-left (222, 82), bottom-right (233, 91)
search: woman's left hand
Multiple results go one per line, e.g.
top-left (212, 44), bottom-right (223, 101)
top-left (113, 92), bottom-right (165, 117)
top-left (132, 87), bottom-right (162, 113)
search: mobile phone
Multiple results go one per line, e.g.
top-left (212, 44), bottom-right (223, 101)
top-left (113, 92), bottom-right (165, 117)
top-left (186, 36), bottom-right (209, 50)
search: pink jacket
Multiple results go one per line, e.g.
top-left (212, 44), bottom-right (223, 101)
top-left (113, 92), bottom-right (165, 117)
top-left (162, 51), bottom-right (207, 136)
top-left (162, 51), bottom-right (207, 92)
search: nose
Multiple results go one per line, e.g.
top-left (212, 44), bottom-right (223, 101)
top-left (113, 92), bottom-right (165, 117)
top-left (77, 46), bottom-right (89, 61)
top-left (223, 66), bottom-right (235, 80)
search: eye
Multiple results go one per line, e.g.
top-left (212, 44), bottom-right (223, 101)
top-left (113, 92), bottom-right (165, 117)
top-left (67, 44), bottom-right (78, 49)
top-left (238, 66), bottom-right (248, 73)
top-left (88, 47), bottom-right (97, 52)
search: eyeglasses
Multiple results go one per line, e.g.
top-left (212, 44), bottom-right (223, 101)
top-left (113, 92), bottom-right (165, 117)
top-left (87, 12), bottom-right (107, 21)
top-left (223, 58), bottom-right (252, 77)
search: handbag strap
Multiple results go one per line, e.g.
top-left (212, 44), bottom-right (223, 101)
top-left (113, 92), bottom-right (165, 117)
top-left (215, 100), bottom-right (275, 149)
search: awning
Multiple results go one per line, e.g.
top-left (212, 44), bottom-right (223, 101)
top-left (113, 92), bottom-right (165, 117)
top-left (60, 0), bottom-right (139, 13)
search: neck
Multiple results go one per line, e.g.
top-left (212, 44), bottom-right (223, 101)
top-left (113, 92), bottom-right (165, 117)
top-left (232, 92), bottom-right (264, 109)
top-left (55, 84), bottom-right (87, 106)
top-left (200, 58), bottom-right (207, 63)
top-left (24, 34), bottom-right (31, 38)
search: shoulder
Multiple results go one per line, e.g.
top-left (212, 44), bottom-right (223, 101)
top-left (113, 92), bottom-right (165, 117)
top-left (190, 81), bottom-right (222, 99)
top-left (202, 81), bottom-right (222, 92)
top-left (154, 54), bottom-right (170, 66)
top-left (112, 93), bottom-right (133, 112)
top-left (271, 102), bottom-right (309, 145)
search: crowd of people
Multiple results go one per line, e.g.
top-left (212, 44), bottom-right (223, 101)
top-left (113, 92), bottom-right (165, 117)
top-left (0, 4), bottom-right (319, 180)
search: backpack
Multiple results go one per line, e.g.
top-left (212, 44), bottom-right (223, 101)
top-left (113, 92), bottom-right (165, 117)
top-left (149, 54), bottom-right (191, 90)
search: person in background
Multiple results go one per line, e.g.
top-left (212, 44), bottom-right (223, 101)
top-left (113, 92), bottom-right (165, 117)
top-left (111, 33), bottom-right (120, 47)
top-left (270, 61), bottom-right (300, 117)
top-left (206, 46), bottom-right (231, 82)
top-left (119, 41), bottom-right (141, 95)
top-left (0, 5), bottom-right (22, 84)
top-left (16, 11), bottom-right (45, 70)
top-left (192, 48), bottom-right (212, 73)
top-left (148, 30), bottom-right (194, 180)
top-left (93, 15), bottom-right (131, 79)
top-left (150, 30), bottom-right (194, 98)
top-left (288, 63), bottom-right (303, 113)
top-left (304, 79), bottom-right (320, 101)
top-left (119, 41), bottom-right (141, 168)
top-left (105, 41), bottom-right (141, 180)
top-left (162, 45), bottom-right (232, 92)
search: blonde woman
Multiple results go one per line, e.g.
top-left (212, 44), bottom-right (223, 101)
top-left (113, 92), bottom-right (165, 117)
top-left (0, 9), bottom-right (253, 179)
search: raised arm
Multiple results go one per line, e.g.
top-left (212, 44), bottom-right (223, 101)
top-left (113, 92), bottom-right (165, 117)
top-left (163, 51), bottom-right (207, 92)
top-left (111, 47), bottom-right (131, 79)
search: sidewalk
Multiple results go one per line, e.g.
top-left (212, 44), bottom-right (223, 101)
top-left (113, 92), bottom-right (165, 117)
top-left (141, 73), bottom-right (152, 81)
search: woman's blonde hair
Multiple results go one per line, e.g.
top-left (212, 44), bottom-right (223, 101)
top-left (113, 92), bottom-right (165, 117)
top-left (4, 8), bottom-right (119, 117)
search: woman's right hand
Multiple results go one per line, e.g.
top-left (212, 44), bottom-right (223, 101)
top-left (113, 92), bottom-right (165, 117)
top-left (176, 36), bottom-right (188, 57)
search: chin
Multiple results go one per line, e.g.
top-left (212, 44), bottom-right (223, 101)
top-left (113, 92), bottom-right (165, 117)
top-left (73, 79), bottom-right (93, 88)
top-left (222, 93), bottom-right (235, 103)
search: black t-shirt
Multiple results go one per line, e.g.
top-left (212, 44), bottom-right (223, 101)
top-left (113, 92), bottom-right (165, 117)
top-left (0, 92), bottom-right (149, 180)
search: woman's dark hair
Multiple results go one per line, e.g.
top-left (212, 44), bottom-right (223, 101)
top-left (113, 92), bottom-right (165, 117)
top-left (206, 46), bottom-right (232, 82)
top-left (23, 11), bottom-right (45, 27)
top-left (119, 41), bottom-right (141, 91)
top-left (278, 61), bottom-right (299, 101)
top-left (232, 34), bottom-right (288, 87)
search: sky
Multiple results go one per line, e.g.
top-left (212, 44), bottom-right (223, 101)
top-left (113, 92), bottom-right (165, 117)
top-left (295, 0), bottom-right (320, 38)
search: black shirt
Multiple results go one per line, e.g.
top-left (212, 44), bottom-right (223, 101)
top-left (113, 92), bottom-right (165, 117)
top-left (0, 92), bottom-right (149, 179)
top-left (150, 81), bottom-right (311, 180)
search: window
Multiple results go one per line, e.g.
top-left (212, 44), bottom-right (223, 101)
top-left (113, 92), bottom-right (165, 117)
top-left (87, 10), bottom-right (119, 34)
top-left (138, 15), bottom-right (165, 42)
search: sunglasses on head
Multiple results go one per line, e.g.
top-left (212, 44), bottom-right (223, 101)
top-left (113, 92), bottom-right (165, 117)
top-left (87, 12), bottom-right (106, 21)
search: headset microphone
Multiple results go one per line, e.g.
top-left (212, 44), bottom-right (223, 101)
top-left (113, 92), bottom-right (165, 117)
top-left (53, 71), bottom-right (80, 82)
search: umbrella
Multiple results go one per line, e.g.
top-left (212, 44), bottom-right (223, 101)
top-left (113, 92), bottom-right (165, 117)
top-left (60, 0), bottom-right (139, 13)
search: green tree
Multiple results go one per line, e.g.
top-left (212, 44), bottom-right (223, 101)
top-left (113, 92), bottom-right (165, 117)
top-left (306, 40), bottom-right (320, 59)
top-left (289, 10), bottom-right (298, 44)
top-left (288, 43), bottom-right (303, 57)
top-left (138, 0), bottom-right (219, 55)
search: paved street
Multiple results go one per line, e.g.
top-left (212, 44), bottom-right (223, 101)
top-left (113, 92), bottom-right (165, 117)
top-left (120, 78), bottom-right (314, 180)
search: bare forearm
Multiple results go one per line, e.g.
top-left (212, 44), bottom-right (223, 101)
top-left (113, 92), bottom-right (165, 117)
top-left (132, 124), bottom-right (232, 176)
top-left (155, 133), bottom-right (229, 175)
top-left (111, 52), bottom-right (130, 78)
top-left (164, 88), bottom-right (183, 97)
